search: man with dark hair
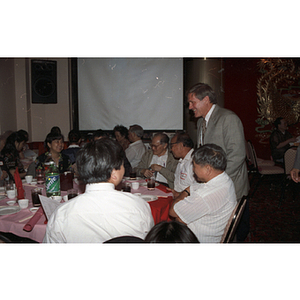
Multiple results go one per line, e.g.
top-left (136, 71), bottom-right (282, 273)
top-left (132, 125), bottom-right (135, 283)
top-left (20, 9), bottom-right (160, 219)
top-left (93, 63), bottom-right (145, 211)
top-left (269, 117), bottom-right (296, 162)
top-left (93, 129), bottom-right (106, 141)
top-left (169, 144), bottom-right (236, 243)
top-left (43, 138), bottom-right (154, 243)
top-left (187, 82), bottom-right (249, 241)
top-left (125, 124), bottom-right (146, 168)
top-left (136, 133), bottom-right (178, 189)
top-left (169, 132), bottom-right (196, 195)
top-left (62, 129), bottom-right (82, 164)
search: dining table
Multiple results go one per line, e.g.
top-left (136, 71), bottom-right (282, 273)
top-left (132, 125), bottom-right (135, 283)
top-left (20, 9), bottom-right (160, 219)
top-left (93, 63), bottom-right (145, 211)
top-left (0, 177), bottom-right (174, 243)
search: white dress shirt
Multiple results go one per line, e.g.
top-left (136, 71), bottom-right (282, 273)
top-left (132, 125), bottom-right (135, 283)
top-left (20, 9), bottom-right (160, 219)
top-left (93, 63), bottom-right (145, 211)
top-left (174, 149), bottom-right (196, 192)
top-left (125, 140), bottom-right (146, 168)
top-left (150, 150), bottom-right (168, 184)
top-left (174, 172), bottom-right (236, 243)
top-left (43, 182), bottom-right (154, 243)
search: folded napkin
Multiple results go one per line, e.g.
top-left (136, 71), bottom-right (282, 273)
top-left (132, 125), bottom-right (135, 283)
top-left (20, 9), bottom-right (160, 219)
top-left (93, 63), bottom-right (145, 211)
top-left (14, 167), bottom-right (25, 199)
top-left (23, 206), bottom-right (44, 232)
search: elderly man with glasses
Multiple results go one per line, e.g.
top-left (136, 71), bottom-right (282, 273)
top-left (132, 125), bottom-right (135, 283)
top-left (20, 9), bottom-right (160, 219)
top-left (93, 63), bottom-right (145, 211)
top-left (135, 133), bottom-right (178, 189)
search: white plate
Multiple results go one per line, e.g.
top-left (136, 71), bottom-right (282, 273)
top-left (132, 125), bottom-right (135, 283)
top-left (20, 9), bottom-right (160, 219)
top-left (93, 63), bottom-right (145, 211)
top-left (22, 179), bottom-right (37, 184)
top-left (140, 182), bottom-right (159, 187)
top-left (141, 195), bottom-right (158, 202)
top-left (0, 195), bottom-right (6, 200)
top-left (123, 177), bottom-right (142, 181)
top-left (0, 206), bottom-right (21, 216)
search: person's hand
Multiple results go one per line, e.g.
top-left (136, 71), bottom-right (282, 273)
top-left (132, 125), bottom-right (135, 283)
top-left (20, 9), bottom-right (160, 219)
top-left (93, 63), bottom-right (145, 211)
top-left (290, 168), bottom-right (300, 183)
top-left (150, 164), bottom-right (162, 172)
top-left (289, 137), bottom-right (297, 143)
top-left (166, 187), bottom-right (180, 198)
top-left (142, 168), bottom-right (154, 178)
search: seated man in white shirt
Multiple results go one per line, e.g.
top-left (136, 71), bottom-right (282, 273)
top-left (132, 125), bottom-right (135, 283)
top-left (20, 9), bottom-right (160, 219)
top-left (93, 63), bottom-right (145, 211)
top-left (169, 132), bottom-right (196, 197)
top-left (169, 143), bottom-right (236, 243)
top-left (125, 124), bottom-right (146, 168)
top-left (43, 138), bottom-right (154, 243)
top-left (136, 133), bottom-right (178, 189)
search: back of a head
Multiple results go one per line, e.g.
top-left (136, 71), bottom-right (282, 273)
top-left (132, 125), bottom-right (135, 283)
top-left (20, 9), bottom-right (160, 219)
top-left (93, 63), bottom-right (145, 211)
top-left (193, 143), bottom-right (227, 171)
top-left (93, 129), bottom-right (106, 140)
top-left (187, 82), bottom-right (217, 104)
top-left (174, 132), bottom-right (194, 149)
top-left (144, 221), bottom-right (199, 243)
top-left (76, 137), bottom-right (125, 184)
top-left (129, 125), bottom-right (144, 138)
top-left (68, 129), bottom-right (81, 143)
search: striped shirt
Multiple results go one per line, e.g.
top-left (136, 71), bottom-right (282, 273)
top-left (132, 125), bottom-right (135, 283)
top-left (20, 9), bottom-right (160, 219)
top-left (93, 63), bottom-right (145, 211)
top-left (174, 172), bottom-right (236, 243)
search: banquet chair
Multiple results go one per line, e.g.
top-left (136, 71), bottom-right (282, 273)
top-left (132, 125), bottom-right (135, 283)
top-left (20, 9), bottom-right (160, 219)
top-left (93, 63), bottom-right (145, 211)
top-left (220, 195), bottom-right (248, 243)
top-left (247, 140), bottom-right (284, 198)
top-left (279, 148), bottom-right (298, 203)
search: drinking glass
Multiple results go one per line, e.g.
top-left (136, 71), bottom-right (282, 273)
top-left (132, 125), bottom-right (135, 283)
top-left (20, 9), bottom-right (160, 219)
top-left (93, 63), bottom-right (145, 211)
top-left (31, 187), bottom-right (43, 207)
top-left (147, 176), bottom-right (156, 190)
top-left (67, 188), bottom-right (78, 200)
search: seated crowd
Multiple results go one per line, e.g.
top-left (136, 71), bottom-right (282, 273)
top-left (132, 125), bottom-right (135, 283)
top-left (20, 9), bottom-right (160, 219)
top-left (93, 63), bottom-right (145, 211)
top-left (1, 119), bottom-right (299, 244)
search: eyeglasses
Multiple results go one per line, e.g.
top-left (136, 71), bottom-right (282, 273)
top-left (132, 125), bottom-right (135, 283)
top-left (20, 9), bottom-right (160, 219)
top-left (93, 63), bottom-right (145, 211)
top-left (150, 143), bottom-right (162, 149)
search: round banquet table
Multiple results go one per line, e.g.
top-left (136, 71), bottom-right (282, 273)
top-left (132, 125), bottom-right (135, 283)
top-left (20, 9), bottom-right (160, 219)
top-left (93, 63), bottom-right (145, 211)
top-left (0, 179), bottom-right (173, 243)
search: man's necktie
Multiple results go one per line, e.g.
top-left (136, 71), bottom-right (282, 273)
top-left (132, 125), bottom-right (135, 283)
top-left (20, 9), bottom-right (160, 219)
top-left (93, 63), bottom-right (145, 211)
top-left (201, 119), bottom-right (206, 146)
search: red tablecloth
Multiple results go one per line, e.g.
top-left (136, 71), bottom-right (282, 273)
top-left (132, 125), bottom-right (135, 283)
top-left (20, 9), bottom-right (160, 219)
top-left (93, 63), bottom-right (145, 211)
top-left (149, 196), bottom-right (173, 224)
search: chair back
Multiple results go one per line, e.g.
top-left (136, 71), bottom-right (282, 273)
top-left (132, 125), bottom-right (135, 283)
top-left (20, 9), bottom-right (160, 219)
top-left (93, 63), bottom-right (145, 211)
top-left (220, 195), bottom-right (248, 243)
top-left (247, 140), bottom-right (258, 169)
top-left (284, 148), bottom-right (297, 175)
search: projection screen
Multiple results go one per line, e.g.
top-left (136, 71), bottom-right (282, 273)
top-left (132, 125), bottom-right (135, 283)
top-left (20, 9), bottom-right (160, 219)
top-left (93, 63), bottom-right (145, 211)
top-left (77, 58), bottom-right (183, 131)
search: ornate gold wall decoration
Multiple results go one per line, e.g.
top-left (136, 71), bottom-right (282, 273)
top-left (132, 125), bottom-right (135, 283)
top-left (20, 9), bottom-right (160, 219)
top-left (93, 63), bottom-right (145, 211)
top-left (256, 58), bottom-right (300, 127)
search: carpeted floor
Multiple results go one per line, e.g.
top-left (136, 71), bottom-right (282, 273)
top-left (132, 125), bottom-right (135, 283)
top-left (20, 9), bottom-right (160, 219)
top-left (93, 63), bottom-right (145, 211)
top-left (245, 173), bottom-right (300, 243)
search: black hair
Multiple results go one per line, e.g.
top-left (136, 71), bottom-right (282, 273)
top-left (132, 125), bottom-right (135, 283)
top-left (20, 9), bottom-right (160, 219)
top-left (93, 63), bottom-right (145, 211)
top-left (44, 132), bottom-right (64, 150)
top-left (76, 137), bottom-right (125, 184)
top-left (113, 125), bottom-right (129, 139)
top-left (173, 132), bottom-right (194, 149)
top-left (144, 221), bottom-right (199, 243)
top-left (68, 129), bottom-right (81, 143)
top-left (93, 129), bottom-right (106, 140)
top-left (17, 130), bottom-right (29, 142)
top-left (193, 143), bottom-right (227, 171)
top-left (187, 82), bottom-right (217, 104)
top-left (50, 126), bottom-right (62, 135)
top-left (1, 131), bottom-right (28, 157)
top-left (273, 117), bottom-right (284, 129)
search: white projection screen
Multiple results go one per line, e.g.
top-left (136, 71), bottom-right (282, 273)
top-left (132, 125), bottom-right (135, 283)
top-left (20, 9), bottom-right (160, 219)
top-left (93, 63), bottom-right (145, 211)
top-left (77, 58), bottom-right (183, 131)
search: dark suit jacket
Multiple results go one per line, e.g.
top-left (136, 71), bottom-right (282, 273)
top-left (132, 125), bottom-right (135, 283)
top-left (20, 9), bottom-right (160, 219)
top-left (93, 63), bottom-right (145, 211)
top-left (197, 104), bottom-right (250, 200)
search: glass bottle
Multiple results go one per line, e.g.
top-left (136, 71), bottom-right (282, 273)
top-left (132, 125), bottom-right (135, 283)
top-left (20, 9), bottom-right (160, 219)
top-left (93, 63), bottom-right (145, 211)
top-left (45, 154), bottom-right (61, 197)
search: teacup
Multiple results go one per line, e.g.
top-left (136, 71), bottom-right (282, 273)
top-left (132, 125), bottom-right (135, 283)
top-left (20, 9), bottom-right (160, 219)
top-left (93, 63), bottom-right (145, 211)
top-left (18, 199), bottom-right (29, 209)
top-left (25, 175), bottom-right (33, 184)
top-left (131, 182), bottom-right (139, 190)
